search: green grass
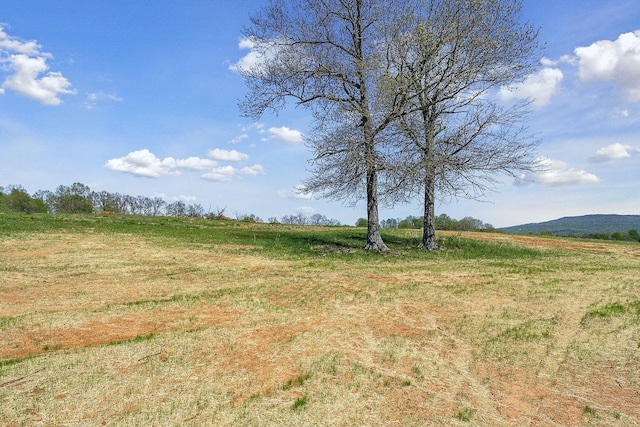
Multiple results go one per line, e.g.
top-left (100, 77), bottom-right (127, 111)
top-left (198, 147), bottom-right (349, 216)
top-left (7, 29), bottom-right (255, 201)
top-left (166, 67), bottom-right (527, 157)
top-left (456, 407), bottom-right (475, 422)
top-left (107, 333), bottom-right (157, 346)
top-left (489, 317), bottom-right (558, 343)
top-left (0, 354), bottom-right (38, 369)
top-left (582, 300), bottom-right (640, 324)
top-left (436, 234), bottom-right (546, 259)
top-left (0, 315), bottom-right (22, 329)
top-left (291, 394), bottom-right (309, 410)
top-left (0, 213), bottom-right (551, 262)
top-left (104, 288), bottom-right (249, 309)
top-left (584, 405), bottom-right (599, 418)
top-left (282, 372), bottom-right (312, 390)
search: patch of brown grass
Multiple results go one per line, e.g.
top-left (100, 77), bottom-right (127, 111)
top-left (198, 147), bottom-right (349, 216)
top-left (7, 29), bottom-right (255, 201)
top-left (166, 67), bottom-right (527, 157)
top-left (1, 229), bottom-right (639, 426)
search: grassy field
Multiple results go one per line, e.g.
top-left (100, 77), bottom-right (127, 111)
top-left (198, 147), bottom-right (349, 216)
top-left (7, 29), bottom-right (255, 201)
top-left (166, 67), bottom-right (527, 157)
top-left (1, 213), bottom-right (639, 426)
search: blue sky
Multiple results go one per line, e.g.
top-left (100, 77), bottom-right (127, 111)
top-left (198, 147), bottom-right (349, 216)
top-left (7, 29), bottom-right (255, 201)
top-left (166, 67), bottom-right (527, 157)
top-left (1, 0), bottom-right (639, 227)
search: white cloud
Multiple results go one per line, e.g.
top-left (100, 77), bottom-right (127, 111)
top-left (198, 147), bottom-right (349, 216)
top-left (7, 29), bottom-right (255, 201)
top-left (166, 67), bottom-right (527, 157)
top-left (0, 26), bottom-right (76, 105)
top-left (2, 54), bottom-right (76, 105)
top-left (293, 184), bottom-right (314, 199)
top-left (540, 57), bottom-right (556, 67)
top-left (173, 194), bottom-right (198, 203)
top-left (208, 148), bottom-right (249, 162)
top-left (175, 156), bottom-right (218, 170)
top-left (153, 193), bottom-right (198, 203)
top-left (104, 149), bottom-right (180, 178)
top-left (278, 185), bottom-right (314, 200)
top-left (295, 206), bottom-right (315, 216)
top-left (498, 67), bottom-right (563, 108)
top-left (0, 26), bottom-right (43, 56)
top-left (242, 122), bottom-right (264, 132)
top-left (237, 38), bottom-right (255, 50)
top-left (575, 30), bottom-right (640, 101)
top-left (87, 92), bottom-right (123, 102)
top-left (229, 37), bottom-right (279, 74)
top-left (202, 166), bottom-right (236, 182)
top-left (268, 126), bottom-right (303, 144)
top-left (239, 164), bottom-right (265, 176)
top-left (230, 38), bottom-right (263, 72)
top-left (611, 108), bottom-right (630, 118)
top-left (230, 133), bottom-right (249, 144)
top-left (518, 157), bottom-right (600, 187)
top-left (105, 148), bottom-right (257, 181)
top-left (559, 54), bottom-right (577, 66)
top-left (84, 92), bottom-right (123, 109)
top-left (589, 143), bottom-right (638, 163)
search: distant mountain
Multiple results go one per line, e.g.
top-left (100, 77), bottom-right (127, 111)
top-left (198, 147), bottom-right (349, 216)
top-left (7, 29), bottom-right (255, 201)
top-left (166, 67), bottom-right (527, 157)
top-left (500, 214), bottom-right (640, 236)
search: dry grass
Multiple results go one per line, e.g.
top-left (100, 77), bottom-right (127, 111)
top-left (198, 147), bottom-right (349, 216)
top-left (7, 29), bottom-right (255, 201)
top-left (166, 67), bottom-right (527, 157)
top-left (1, 222), bottom-right (639, 426)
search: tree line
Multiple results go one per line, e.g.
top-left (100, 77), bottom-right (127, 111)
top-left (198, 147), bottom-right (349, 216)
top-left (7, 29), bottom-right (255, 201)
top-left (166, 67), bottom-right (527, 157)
top-left (533, 230), bottom-right (640, 243)
top-left (358, 214), bottom-right (494, 231)
top-left (386, 214), bottom-right (494, 231)
top-left (0, 183), bottom-right (205, 217)
top-left (588, 230), bottom-right (640, 242)
top-left (0, 183), bottom-right (341, 226)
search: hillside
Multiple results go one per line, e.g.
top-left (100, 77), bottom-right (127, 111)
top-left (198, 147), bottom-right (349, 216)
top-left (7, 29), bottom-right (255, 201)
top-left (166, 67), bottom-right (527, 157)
top-left (2, 214), bottom-right (640, 425)
top-left (500, 214), bottom-right (640, 236)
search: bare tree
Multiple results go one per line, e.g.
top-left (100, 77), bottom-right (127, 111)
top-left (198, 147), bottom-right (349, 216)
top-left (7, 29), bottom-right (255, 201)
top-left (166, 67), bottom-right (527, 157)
top-left (187, 204), bottom-right (205, 218)
top-left (238, 0), bottom-right (414, 251)
top-left (380, 0), bottom-right (542, 249)
top-left (281, 213), bottom-right (309, 225)
top-left (309, 213), bottom-right (341, 226)
top-left (238, 0), bottom-right (540, 250)
top-left (123, 194), bottom-right (139, 215)
top-left (92, 190), bottom-right (117, 213)
top-left (150, 197), bottom-right (166, 216)
top-left (137, 195), bottom-right (154, 216)
top-left (166, 201), bottom-right (186, 217)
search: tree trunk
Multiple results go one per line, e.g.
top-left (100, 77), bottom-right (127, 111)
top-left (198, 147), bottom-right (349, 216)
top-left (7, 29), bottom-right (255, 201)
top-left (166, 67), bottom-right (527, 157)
top-left (356, 11), bottom-right (388, 253)
top-left (364, 165), bottom-right (389, 251)
top-left (419, 113), bottom-right (438, 250)
top-left (419, 172), bottom-right (439, 250)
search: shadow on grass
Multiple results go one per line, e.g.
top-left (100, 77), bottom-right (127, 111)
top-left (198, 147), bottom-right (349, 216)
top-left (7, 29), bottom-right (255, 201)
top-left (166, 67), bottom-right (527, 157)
top-left (0, 213), bottom-right (548, 261)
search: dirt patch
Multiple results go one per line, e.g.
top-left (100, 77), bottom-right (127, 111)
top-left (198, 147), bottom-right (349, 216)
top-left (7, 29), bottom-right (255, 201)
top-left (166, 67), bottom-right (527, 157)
top-left (1, 304), bottom-right (236, 361)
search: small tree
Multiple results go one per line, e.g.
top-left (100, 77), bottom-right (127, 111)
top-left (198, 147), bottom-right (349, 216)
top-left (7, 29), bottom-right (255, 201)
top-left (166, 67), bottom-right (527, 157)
top-left (434, 213), bottom-right (456, 230)
top-left (150, 197), bottom-right (166, 216)
top-left (458, 216), bottom-right (483, 232)
top-left (7, 186), bottom-right (34, 212)
top-left (355, 218), bottom-right (368, 227)
top-left (0, 187), bottom-right (5, 211)
top-left (33, 190), bottom-right (54, 212)
top-left (187, 204), bottom-right (205, 218)
top-left (166, 201), bottom-right (187, 217)
top-left (52, 183), bottom-right (93, 214)
top-left (381, 218), bottom-right (399, 229)
top-left (92, 191), bottom-right (119, 213)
